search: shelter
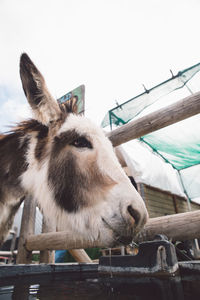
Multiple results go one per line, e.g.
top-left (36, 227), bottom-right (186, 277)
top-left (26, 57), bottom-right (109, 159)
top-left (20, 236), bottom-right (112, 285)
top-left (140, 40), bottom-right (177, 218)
top-left (102, 62), bottom-right (200, 213)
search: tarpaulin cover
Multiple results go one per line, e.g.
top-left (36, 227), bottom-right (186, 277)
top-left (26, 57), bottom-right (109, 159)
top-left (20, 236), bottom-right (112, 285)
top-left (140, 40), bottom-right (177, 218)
top-left (118, 140), bottom-right (185, 198)
top-left (102, 62), bottom-right (200, 203)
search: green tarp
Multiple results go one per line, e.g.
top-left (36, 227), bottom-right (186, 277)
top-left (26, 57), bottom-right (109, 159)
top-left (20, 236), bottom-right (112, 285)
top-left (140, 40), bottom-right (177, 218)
top-left (141, 114), bottom-right (200, 170)
top-left (102, 62), bottom-right (200, 201)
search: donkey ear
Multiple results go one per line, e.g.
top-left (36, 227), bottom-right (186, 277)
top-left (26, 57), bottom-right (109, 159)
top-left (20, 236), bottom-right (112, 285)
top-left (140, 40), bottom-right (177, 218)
top-left (20, 53), bottom-right (61, 125)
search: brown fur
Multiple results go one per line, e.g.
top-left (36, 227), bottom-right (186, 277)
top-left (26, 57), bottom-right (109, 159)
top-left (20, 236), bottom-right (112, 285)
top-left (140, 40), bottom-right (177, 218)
top-left (48, 129), bottom-right (116, 212)
top-left (0, 131), bottom-right (29, 203)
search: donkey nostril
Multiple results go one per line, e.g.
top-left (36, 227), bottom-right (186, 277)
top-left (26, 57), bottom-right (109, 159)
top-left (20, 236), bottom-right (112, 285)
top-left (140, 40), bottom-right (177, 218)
top-left (127, 205), bottom-right (140, 226)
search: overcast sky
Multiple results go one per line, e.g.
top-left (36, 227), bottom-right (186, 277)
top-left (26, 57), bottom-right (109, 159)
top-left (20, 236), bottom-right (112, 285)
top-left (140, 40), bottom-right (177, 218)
top-left (1, 0), bottom-right (200, 130)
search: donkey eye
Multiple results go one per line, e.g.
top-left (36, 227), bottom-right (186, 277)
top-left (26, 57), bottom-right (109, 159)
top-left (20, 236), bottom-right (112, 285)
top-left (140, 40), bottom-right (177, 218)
top-left (71, 137), bottom-right (93, 149)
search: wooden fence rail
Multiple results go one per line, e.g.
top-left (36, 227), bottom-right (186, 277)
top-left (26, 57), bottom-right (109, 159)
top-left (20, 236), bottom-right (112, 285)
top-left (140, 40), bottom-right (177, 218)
top-left (25, 210), bottom-right (200, 251)
top-left (136, 210), bottom-right (200, 243)
top-left (107, 90), bottom-right (200, 146)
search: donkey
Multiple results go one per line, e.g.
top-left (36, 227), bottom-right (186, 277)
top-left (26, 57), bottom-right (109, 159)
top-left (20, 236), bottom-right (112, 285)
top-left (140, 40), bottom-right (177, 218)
top-left (0, 53), bottom-right (148, 248)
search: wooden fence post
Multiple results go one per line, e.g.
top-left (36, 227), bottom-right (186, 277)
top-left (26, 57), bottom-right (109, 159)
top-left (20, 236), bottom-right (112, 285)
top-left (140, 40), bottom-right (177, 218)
top-left (16, 196), bottom-right (36, 264)
top-left (40, 216), bottom-right (56, 263)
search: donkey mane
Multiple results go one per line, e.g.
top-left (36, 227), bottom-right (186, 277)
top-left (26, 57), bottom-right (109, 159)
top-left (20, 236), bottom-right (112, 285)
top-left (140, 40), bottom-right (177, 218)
top-left (0, 97), bottom-right (76, 159)
top-left (0, 120), bottom-right (49, 160)
top-left (1, 120), bottom-right (48, 137)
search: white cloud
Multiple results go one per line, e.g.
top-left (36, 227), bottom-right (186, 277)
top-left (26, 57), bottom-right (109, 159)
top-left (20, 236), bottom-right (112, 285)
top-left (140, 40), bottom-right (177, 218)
top-left (0, 90), bottom-right (31, 131)
top-left (1, 0), bottom-right (200, 128)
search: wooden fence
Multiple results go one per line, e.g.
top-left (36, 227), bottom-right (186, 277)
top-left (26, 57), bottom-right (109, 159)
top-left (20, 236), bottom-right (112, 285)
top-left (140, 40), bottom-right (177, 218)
top-left (16, 91), bottom-right (200, 264)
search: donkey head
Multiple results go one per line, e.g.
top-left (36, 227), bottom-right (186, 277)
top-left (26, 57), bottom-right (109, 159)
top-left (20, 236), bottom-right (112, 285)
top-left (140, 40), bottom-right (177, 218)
top-left (20, 54), bottom-right (148, 247)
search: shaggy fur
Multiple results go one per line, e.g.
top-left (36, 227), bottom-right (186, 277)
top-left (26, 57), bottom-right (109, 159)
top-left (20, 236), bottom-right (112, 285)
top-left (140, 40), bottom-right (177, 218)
top-left (0, 54), bottom-right (148, 247)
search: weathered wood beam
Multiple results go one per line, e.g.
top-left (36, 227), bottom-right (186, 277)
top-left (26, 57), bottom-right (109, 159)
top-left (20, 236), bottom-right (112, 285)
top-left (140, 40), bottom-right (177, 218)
top-left (26, 210), bottom-right (200, 251)
top-left (69, 249), bottom-right (92, 263)
top-left (39, 216), bottom-right (56, 264)
top-left (39, 217), bottom-right (92, 263)
top-left (26, 231), bottom-right (102, 251)
top-left (107, 91), bottom-right (200, 147)
top-left (16, 196), bottom-right (36, 264)
top-left (136, 210), bottom-right (200, 243)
